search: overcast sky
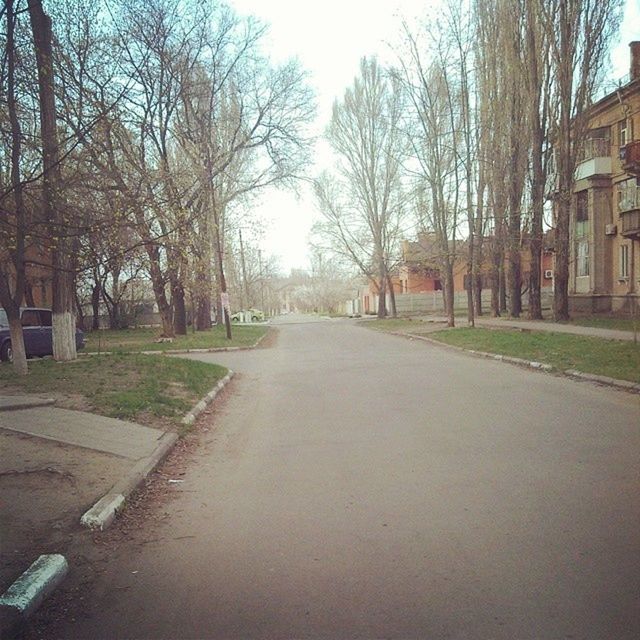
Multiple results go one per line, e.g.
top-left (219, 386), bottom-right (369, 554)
top-left (227, 0), bottom-right (640, 275)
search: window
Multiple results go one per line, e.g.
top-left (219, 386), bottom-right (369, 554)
top-left (617, 178), bottom-right (640, 213)
top-left (20, 310), bottom-right (40, 327)
top-left (39, 310), bottom-right (52, 327)
top-left (620, 244), bottom-right (629, 280)
top-left (576, 191), bottom-right (588, 221)
top-left (577, 240), bottom-right (589, 277)
top-left (618, 120), bottom-right (628, 147)
top-left (576, 190), bottom-right (589, 237)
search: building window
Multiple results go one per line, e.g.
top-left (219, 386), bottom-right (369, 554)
top-left (620, 244), bottom-right (629, 280)
top-left (617, 178), bottom-right (640, 213)
top-left (577, 240), bottom-right (589, 277)
top-left (618, 120), bottom-right (628, 147)
top-left (575, 190), bottom-right (589, 237)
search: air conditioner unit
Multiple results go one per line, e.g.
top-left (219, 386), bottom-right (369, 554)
top-left (605, 223), bottom-right (617, 236)
top-left (544, 270), bottom-right (553, 279)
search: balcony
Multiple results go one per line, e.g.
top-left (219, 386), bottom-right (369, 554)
top-left (619, 184), bottom-right (640, 238)
top-left (620, 140), bottom-right (640, 176)
top-left (575, 138), bottom-right (612, 180)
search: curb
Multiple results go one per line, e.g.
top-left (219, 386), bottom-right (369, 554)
top-left (564, 369), bottom-right (640, 392)
top-left (0, 398), bottom-right (55, 412)
top-left (182, 370), bottom-right (235, 426)
top-left (84, 327), bottom-right (269, 357)
top-left (389, 330), bottom-right (637, 393)
top-left (0, 554), bottom-right (68, 636)
top-left (79, 371), bottom-right (234, 530)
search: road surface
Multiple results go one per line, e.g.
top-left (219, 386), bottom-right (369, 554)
top-left (54, 316), bottom-right (640, 639)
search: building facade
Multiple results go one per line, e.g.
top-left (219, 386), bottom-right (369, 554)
top-left (569, 41), bottom-right (640, 313)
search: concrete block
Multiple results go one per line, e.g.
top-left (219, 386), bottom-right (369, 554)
top-left (0, 554), bottom-right (68, 625)
top-left (80, 493), bottom-right (125, 530)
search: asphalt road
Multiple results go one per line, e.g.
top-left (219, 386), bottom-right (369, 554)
top-left (58, 316), bottom-right (639, 639)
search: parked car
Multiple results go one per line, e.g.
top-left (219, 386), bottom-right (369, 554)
top-left (0, 307), bottom-right (85, 362)
top-left (230, 308), bottom-right (265, 323)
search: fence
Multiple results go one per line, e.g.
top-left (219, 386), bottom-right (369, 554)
top-left (390, 289), bottom-right (554, 316)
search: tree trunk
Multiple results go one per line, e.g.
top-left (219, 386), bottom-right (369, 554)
top-left (29, 0), bottom-right (77, 361)
top-left (91, 282), bottom-right (101, 330)
top-left (444, 261), bottom-right (455, 327)
top-left (499, 260), bottom-right (507, 313)
top-left (386, 273), bottom-right (397, 318)
top-left (526, 0), bottom-right (545, 321)
top-left (554, 196), bottom-right (571, 320)
top-left (7, 315), bottom-right (28, 376)
top-left (196, 293), bottom-right (212, 331)
top-left (377, 275), bottom-right (386, 319)
top-left (0, 0), bottom-right (28, 375)
top-left (172, 277), bottom-right (187, 335)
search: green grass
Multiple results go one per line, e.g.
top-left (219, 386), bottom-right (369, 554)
top-left (84, 325), bottom-right (267, 353)
top-left (429, 327), bottom-right (640, 383)
top-left (0, 354), bottom-right (227, 426)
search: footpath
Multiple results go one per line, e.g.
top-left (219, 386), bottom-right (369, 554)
top-left (0, 371), bottom-right (233, 636)
top-left (473, 316), bottom-right (636, 342)
top-left (412, 314), bottom-right (636, 341)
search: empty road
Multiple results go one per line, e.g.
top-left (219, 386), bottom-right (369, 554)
top-left (54, 316), bottom-right (639, 639)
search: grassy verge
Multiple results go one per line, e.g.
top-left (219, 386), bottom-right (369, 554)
top-left (430, 328), bottom-right (640, 383)
top-left (0, 354), bottom-right (228, 428)
top-left (84, 324), bottom-right (268, 353)
top-left (362, 319), bottom-right (639, 383)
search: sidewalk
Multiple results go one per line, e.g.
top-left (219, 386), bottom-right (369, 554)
top-left (474, 317), bottom-right (635, 341)
top-left (417, 315), bottom-right (636, 341)
top-left (0, 396), bottom-right (174, 609)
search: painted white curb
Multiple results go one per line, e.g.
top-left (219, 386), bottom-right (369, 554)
top-left (0, 554), bottom-right (68, 617)
top-left (80, 493), bottom-right (125, 530)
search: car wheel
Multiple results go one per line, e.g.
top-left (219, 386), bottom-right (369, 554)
top-left (251, 316), bottom-right (258, 322)
top-left (0, 340), bottom-right (12, 363)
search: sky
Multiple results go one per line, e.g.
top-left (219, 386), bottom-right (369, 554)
top-left (227, 0), bottom-right (640, 275)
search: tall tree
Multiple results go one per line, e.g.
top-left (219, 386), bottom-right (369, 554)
top-left (28, 0), bottom-right (77, 359)
top-left (322, 57), bottom-right (406, 319)
top-left (542, 0), bottom-right (623, 320)
top-left (0, 0), bottom-right (28, 374)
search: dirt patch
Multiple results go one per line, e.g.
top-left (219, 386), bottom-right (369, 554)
top-left (22, 385), bottom-right (233, 639)
top-left (0, 430), bottom-right (131, 594)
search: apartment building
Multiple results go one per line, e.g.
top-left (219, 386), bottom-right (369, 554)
top-left (569, 41), bottom-right (640, 312)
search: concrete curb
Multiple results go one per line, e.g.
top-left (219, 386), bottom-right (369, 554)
top-left (182, 370), bottom-right (235, 426)
top-left (0, 398), bottom-right (55, 412)
top-left (80, 371), bottom-right (234, 530)
top-left (84, 327), bottom-right (269, 357)
top-left (0, 554), bottom-right (68, 635)
top-left (390, 330), bottom-right (637, 393)
top-left (564, 369), bottom-right (640, 392)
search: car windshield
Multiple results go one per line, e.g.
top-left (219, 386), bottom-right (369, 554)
top-left (0, 309), bottom-right (7, 326)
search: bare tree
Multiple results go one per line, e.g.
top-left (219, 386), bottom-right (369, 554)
top-left (542, 0), bottom-right (623, 320)
top-left (0, 0), bottom-right (28, 373)
top-left (320, 57), bottom-right (406, 319)
top-left (396, 29), bottom-right (461, 327)
top-left (28, 0), bottom-right (78, 359)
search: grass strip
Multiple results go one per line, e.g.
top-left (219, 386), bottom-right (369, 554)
top-left (428, 327), bottom-right (640, 383)
top-left (0, 354), bottom-right (228, 426)
top-left (84, 325), bottom-right (267, 353)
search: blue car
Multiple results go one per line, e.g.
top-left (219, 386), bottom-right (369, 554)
top-left (0, 307), bottom-right (85, 362)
